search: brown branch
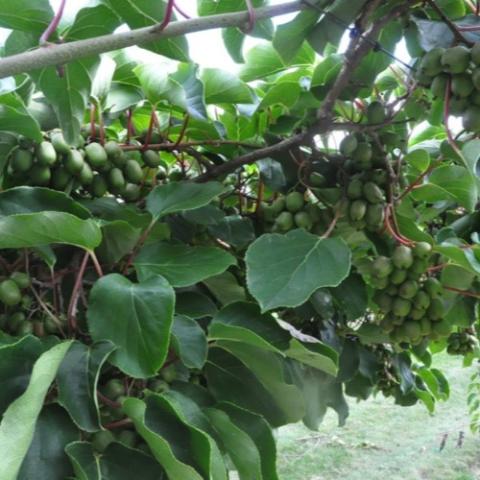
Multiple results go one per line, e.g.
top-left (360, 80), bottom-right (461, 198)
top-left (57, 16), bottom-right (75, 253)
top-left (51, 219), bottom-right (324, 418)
top-left (425, 0), bottom-right (473, 45)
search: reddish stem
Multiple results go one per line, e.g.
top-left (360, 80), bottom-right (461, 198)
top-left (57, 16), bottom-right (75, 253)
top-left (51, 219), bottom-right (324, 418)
top-left (97, 392), bottom-right (121, 409)
top-left (40, 0), bottom-right (66, 45)
top-left (444, 286), bottom-right (480, 299)
top-left (173, 3), bottom-right (191, 19)
top-left (243, 0), bottom-right (256, 33)
top-left (173, 114), bottom-right (190, 149)
top-left (67, 252), bottom-right (90, 332)
top-left (384, 205), bottom-right (412, 246)
top-left (103, 418), bottom-right (133, 430)
top-left (397, 162), bottom-right (437, 201)
top-left (89, 251), bottom-right (104, 278)
top-left (321, 209), bottom-right (341, 239)
top-left (122, 221), bottom-right (156, 275)
top-left (90, 104), bottom-right (97, 141)
top-left (427, 263), bottom-right (448, 273)
top-left (126, 109), bottom-right (135, 144)
top-left (143, 109), bottom-right (158, 151)
top-left (155, 0), bottom-right (175, 32)
top-left (255, 181), bottom-right (265, 214)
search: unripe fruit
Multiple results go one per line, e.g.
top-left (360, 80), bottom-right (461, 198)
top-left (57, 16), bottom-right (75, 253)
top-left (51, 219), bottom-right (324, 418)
top-left (441, 46), bottom-right (471, 74)
top-left (10, 272), bottom-right (30, 289)
top-left (79, 162), bottom-right (94, 185)
top-left (362, 182), bottom-right (385, 204)
top-left (370, 169), bottom-right (388, 186)
top-left (398, 280), bottom-right (418, 300)
top-left (123, 184), bottom-right (141, 203)
top-left (142, 150), bottom-right (162, 168)
top-left (392, 297), bottom-right (412, 317)
top-left (161, 364), bottom-right (178, 383)
top-left (371, 256), bottom-right (393, 278)
top-left (419, 317), bottom-right (432, 335)
top-left (367, 101), bottom-right (386, 124)
top-left (309, 172), bottom-right (327, 187)
top-left (85, 142), bottom-right (108, 168)
top-left (50, 132), bottom-right (71, 154)
top-left (117, 430), bottom-right (138, 448)
top-left (392, 245), bottom-right (414, 269)
top-left (386, 285), bottom-right (398, 296)
top-left (149, 379), bottom-right (170, 393)
top-left (472, 42), bottom-right (480, 65)
top-left (108, 168), bottom-right (126, 191)
top-left (390, 269), bottom-right (408, 286)
top-left (124, 160), bottom-right (143, 184)
top-left (90, 175), bottom-right (108, 198)
top-left (374, 292), bottom-right (392, 312)
top-left (51, 167), bottom-right (72, 190)
top-left (410, 308), bottom-right (425, 321)
top-left (271, 197), bottom-right (286, 215)
top-left (35, 141), bottom-right (57, 166)
top-left (451, 74), bottom-right (474, 98)
top-left (275, 211), bottom-right (294, 232)
top-left (424, 277), bottom-right (442, 298)
top-left (65, 150), bottom-right (85, 174)
top-left (365, 203), bottom-right (385, 227)
top-left (11, 149), bottom-right (33, 173)
top-left (347, 178), bottom-right (363, 199)
top-left (404, 320), bottom-right (421, 340)
top-left (261, 204), bottom-right (276, 223)
top-left (419, 47), bottom-right (445, 76)
top-left (471, 90), bottom-right (480, 106)
top-left (8, 312), bottom-right (26, 331)
top-left (349, 200), bottom-right (367, 221)
top-left (92, 431), bottom-right (115, 453)
top-left (103, 379), bottom-right (124, 400)
top-left (104, 141), bottom-right (123, 160)
top-left (432, 318), bottom-right (451, 336)
top-left (427, 298), bottom-right (445, 321)
top-left (414, 290), bottom-right (430, 310)
top-left (473, 68), bottom-right (480, 90)
top-left (352, 143), bottom-right (373, 168)
top-left (430, 74), bottom-right (449, 98)
top-left (449, 96), bottom-right (468, 115)
top-left (413, 242), bottom-right (432, 259)
top-left (285, 192), bottom-right (304, 213)
top-left (30, 165), bottom-right (51, 186)
top-left (17, 321), bottom-right (34, 336)
top-left (463, 106), bottom-right (480, 132)
top-left (340, 134), bottom-right (358, 156)
top-left (294, 211), bottom-right (313, 230)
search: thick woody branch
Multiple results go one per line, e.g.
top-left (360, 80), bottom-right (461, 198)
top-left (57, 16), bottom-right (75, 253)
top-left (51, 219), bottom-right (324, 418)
top-left (0, 1), bottom-right (304, 79)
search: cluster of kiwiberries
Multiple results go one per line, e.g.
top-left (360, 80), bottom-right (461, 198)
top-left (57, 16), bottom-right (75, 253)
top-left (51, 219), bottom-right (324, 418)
top-left (416, 42), bottom-right (480, 131)
top-left (447, 329), bottom-right (479, 355)
top-left (260, 191), bottom-right (329, 233)
top-left (366, 242), bottom-right (452, 344)
top-left (339, 133), bottom-right (389, 231)
top-left (7, 131), bottom-right (165, 202)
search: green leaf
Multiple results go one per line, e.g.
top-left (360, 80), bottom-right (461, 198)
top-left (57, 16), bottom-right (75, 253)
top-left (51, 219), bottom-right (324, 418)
top-left (171, 315), bottom-right (208, 369)
top-left (87, 274), bottom-right (175, 378)
top-left (0, 92), bottom-right (43, 142)
top-left (330, 274), bottom-right (368, 322)
top-left (404, 149), bottom-right (430, 172)
top-left (429, 165), bottom-right (478, 211)
top-left (203, 271), bottom-right (246, 306)
top-left (172, 63), bottom-right (208, 120)
top-left (246, 230), bottom-right (351, 311)
top-left (0, 335), bottom-right (43, 416)
top-left (258, 82), bottom-right (301, 110)
top-left (134, 65), bottom-right (186, 110)
top-left (123, 397), bottom-right (208, 480)
top-left (222, 28), bottom-right (245, 63)
top-left (435, 241), bottom-right (480, 275)
top-left (0, 212), bottom-right (102, 250)
top-left (67, 4), bottom-right (121, 40)
top-left (202, 69), bottom-right (253, 105)
top-left (0, 341), bottom-right (72, 480)
top-left (107, 0), bottom-right (189, 61)
top-left (18, 405), bottom-right (78, 480)
top-left (0, 187), bottom-right (91, 219)
top-left (216, 402), bottom-right (279, 480)
top-left (285, 339), bottom-right (338, 377)
top-left (96, 220), bottom-right (141, 265)
top-left (207, 215), bottom-right (255, 249)
top-left (57, 341), bottom-right (116, 432)
top-left (176, 291), bottom-right (218, 319)
top-left (135, 242), bottom-right (236, 287)
top-left (206, 346), bottom-right (305, 427)
top-left (66, 441), bottom-right (166, 479)
top-left (273, 10), bottom-right (321, 63)
top-left (146, 182), bottom-right (229, 220)
top-left (0, 0), bottom-right (53, 33)
top-left (205, 408), bottom-right (262, 480)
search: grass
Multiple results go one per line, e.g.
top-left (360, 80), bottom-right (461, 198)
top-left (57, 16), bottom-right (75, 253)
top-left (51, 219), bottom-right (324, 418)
top-left (277, 354), bottom-right (480, 480)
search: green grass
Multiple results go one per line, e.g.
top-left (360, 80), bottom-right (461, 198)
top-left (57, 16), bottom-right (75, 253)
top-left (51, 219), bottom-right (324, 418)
top-left (277, 355), bottom-right (480, 480)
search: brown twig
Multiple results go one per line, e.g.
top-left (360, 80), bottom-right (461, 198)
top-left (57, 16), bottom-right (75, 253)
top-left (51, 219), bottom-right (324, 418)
top-left (67, 252), bottom-right (90, 332)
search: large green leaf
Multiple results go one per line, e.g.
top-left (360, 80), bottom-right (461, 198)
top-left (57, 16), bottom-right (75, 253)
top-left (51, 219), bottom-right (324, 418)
top-left (146, 182), bottom-right (229, 220)
top-left (0, 335), bottom-right (43, 416)
top-left (66, 441), bottom-right (166, 479)
top-left (246, 230), bottom-right (351, 311)
top-left (123, 397), bottom-right (210, 480)
top-left (135, 242), bottom-right (236, 287)
top-left (0, 212), bottom-right (102, 250)
top-left (0, 187), bottom-right (91, 219)
top-left (57, 341), bottom-right (116, 432)
top-left (96, 220), bottom-right (141, 265)
top-left (18, 405), bottom-right (78, 480)
top-left (106, 0), bottom-right (189, 61)
top-left (0, 341), bottom-right (72, 480)
top-left (0, 0), bottom-right (53, 33)
top-left (202, 69), bottom-right (254, 105)
top-left (87, 274), bottom-right (175, 378)
top-left (0, 92), bottom-right (43, 142)
top-left (171, 315), bottom-right (208, 369)
top-left (172, 63), bottom-right (208, 120)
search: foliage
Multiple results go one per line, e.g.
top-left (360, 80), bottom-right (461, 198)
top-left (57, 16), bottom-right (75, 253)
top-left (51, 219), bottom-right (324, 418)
top-left (0, 0), bottom-right (480, 478)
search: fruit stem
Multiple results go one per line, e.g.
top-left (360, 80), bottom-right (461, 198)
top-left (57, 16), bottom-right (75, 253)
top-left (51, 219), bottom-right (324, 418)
top-left (153, 0), bottom-right (176, 32)
top-left (67, 252), bottom-right (90, 332)
top-left (126, 109), bottom-right (135, 144)
top-left (321, 208), bottom-right (341, 239)
top-left (97, 391), bottom-right (121, 409)
top-left (143, 109), bottom-right (159, 151)
top-left (444, 286), bottom-right (480, 298)
top-left (242, 0), bottom-right (257, 33)
top-left (173, 3), bottom-right (191, 19)
top-left (397, 162), bottom-right (437, 201)
top-left (103, 418), bottom-right (133, 430)
top-left (384, 204), bottom-right (413, 246)
top-left (173, 114), bottom-right (190, 149)
top-left (90, 103), bottom-right (97, 142)
top-left (89, 251), bottom-right (104, 278)
top-left (39, 0), bottom-right (66, 46)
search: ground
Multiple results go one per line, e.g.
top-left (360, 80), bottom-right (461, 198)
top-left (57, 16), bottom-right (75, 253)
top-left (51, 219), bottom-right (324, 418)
top-left (277, 354), bottom-right (480, 480)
